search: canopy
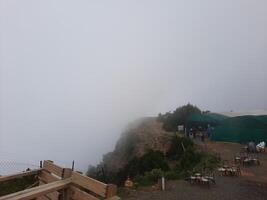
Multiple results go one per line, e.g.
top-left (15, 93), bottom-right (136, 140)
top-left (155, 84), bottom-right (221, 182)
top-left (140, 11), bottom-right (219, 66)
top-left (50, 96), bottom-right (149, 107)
top-left (211, 115), bottom-right (267, 144)
top-left (186, 113), bottom-right (228, 128)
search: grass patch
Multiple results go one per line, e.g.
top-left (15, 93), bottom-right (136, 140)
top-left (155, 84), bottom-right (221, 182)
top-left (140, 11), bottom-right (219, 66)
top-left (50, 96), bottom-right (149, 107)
top-left (134, 175), bottom-right (154, 187)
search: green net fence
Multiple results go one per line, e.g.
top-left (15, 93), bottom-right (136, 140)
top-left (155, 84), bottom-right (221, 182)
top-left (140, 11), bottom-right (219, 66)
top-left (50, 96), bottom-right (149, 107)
top-left (211, 115), bottom-right (267, 144)
top-left (186, 113), bottom-right (228, 128)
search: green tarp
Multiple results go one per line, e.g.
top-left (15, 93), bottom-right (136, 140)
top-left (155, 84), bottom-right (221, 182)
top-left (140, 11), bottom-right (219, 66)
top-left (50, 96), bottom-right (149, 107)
top-left (211, 115), bottom-right (267, 144)
top-left (186, 113), bottom-right (228, 128)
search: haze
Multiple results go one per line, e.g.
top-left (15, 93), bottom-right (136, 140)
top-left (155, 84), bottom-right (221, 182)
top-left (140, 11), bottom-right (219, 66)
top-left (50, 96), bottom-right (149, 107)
top-left (1, 0), bottom-right (267, 172)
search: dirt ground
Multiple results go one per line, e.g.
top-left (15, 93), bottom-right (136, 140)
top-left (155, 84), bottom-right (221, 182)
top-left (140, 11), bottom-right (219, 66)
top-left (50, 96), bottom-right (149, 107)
top-left (123, 140), bottom-right (267, 200)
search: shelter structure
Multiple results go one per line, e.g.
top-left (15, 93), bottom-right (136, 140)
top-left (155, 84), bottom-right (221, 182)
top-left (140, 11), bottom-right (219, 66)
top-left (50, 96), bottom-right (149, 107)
top-left (211, 115), bottom-right (267, 143)
top-left (186, 113), bottom-right (228, 129)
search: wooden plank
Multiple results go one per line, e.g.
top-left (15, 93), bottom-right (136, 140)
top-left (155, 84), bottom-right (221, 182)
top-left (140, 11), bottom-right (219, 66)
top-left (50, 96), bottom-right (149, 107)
top-left (43, 161), bottom-right (64, 177)
top-left (70, 186), bottom-right (99, 200)
top-left (38, 170), bottom-right (60, 199)
top-left (36, 196), bottom-right (50, 200)
top-left (38, 170), bottom-right (60, 183)
top-left (38, 179), bottom-right (60, 199)
top-left (0, 170), bottom-right (40, 182)
top-left (39, 180), bottom-right (45, 185)
top-left (0, 179), bottom-right (71, 200)
top-left (45, 191), bottom-right (60, 200)
top-left (62, 168), bottom-right (72, 178)
top-left (71, 172), bottom-right (107, 197)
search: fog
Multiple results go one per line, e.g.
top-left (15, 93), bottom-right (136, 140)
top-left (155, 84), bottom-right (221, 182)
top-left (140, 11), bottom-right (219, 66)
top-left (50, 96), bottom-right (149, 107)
top-left (1, 0), bottom-right (267, 172)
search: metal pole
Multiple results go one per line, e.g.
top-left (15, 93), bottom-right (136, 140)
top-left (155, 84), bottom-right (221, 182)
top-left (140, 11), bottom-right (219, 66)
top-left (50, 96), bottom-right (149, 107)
top-left (161, 177), bottom-right (165, 191)
top-left (71, 160), bottom-right (75, 171)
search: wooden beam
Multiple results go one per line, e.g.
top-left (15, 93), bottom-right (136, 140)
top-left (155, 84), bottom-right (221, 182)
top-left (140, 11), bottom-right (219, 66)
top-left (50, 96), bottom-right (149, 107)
top-left (45, 191), bottom-right (59, 200)
top-left (0, 179), bottom-right (71, 200)
top-left (36, 196), bottom-right (50, 200)
top-left (42, 161), bottom-right (72, 179)
top-left (38, 170), bottom-right (59, 183)
top-left (0, 170), bottom-right (40, 182)
top-left (71, 172), bottom-right (107, 197)
top-left (43, 161), bottom-right (64, 178)
top-left (70, 186), bottom-right (99, 200)
top-left (62, 168), bottom-right (72, 178)
top-left (0, 161), bottom-right (119, 200)
top-left (37, 170), bottom-right (61, 200)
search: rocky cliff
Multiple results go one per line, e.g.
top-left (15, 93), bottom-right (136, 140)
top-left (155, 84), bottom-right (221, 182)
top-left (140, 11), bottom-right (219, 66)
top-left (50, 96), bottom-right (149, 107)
top-left (100, 117), bottom-right (173, 173)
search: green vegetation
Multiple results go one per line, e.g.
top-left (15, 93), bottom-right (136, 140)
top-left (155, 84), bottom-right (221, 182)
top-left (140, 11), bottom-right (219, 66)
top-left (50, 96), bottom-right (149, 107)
top-left (0, 175), bottom-right (37, 196)
top-left (87, 149), bottom-right (169, 185)
top-left (166, 135), bottom-right (194, 160)
top-left (168, 136), bottom-right (220, 176)
top-left (158, 103), bottom-right (201, 131)
top-left (126, 150), bottom-right (169, 177)
top-left (88, 135), bottom-right (220, 187)
top-left (87, 104), bottom-right (221, 188)
top-left (117, 187), bottom-right (131, 198)
top-left (115, 150), bottom-right (169, 185)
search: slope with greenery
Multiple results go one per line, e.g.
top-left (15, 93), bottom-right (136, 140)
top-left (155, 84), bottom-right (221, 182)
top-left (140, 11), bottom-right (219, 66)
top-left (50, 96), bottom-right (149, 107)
top-left (87, 134), bottom-right (219, 186)
top-left (87, 104), bottom-right (220, 187)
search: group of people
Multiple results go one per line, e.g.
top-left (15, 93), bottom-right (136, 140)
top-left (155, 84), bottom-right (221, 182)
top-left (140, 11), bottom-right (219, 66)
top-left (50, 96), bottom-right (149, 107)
top-left (186, 125), bottom-right (213, 142)
top-left (246, 141), bottom-right (265, 153)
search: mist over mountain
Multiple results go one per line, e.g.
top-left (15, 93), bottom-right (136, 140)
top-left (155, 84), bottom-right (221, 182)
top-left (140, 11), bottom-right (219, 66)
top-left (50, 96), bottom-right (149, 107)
top-left (1, 0), bottom-right (267, 172)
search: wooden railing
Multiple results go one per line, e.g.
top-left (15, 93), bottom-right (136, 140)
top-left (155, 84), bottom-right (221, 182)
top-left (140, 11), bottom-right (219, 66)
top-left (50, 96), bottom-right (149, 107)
top-left (0, 160), bottom-right (120, 200)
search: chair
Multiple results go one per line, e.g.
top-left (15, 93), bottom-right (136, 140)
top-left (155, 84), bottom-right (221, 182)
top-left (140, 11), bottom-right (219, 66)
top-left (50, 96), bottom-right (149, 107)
top-left (218, 167), bottom-right (226, 176)
top-left (234, 154), bottom-right (242, 164)
top-left (204, 172), bottom-right (215, 184)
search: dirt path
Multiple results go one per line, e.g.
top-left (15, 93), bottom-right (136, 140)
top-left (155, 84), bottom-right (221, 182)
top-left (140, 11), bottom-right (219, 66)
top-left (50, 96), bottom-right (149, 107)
top-left (124, 178), bottom-right (267, 200)
top-left (123, 141), bottom-right (267, 200)
top-left (205, 140), bottom-right (267, 183)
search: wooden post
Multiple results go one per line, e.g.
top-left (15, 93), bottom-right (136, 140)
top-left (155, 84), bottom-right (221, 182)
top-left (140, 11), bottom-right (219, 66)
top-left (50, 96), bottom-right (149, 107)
top-left (71, 160), bottom-right (75, 171)
top-left (161, 177), bottom-right (165, 191)
top-left (59, 188), bottom-right (71, 200)
top-left (106, 184), bottom-right (117, 198)
top-left (60, 168), bottom-right (72, 200)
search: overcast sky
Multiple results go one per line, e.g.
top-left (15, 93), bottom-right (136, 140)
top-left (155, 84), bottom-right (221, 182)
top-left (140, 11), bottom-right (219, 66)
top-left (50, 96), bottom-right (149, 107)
top-left (0, 0), bottom-right (267, 171)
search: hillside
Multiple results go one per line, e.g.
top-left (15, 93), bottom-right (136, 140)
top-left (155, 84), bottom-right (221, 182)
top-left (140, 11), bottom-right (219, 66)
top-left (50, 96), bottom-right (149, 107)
top-left (87, 111), bottom-right (220, 187)
top-left (100, 117), bottom-right (173, 174)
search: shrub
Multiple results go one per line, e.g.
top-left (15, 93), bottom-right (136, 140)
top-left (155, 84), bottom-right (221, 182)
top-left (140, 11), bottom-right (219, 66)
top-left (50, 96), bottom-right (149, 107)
top-left (117, 187), bottom-right (131, 198)
top-left (133, 175), bottom-right (153, 187)
top-left (138, 150), bottom-right (169, 174)
top-left (174, 147), bottom-right (220, 177)
top-left (164, 170), bottom-right (182, 180)
top-left (125, 150), bottom-right (169, 178)
top-left (114, 150), bottom-right (169, 185)
top-left (193, 153), bottom-right (220, 172)
top-left (177, 146), bottom-right (202, 171)
top-left (144, 169), bottom-right (164, 182)
top-left (166, 136), bottom-right (194, 160)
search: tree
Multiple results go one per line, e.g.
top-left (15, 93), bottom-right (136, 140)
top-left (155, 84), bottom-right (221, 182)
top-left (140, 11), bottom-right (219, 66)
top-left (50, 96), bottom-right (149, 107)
top-left (158, 103), bottom-right (201, 131)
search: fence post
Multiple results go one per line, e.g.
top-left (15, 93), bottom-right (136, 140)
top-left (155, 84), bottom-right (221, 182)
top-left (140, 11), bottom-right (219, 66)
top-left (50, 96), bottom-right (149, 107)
top-left (71, 160), bottom-right (75, 171)
top-left (59, 167), bottom-right (72, 200)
